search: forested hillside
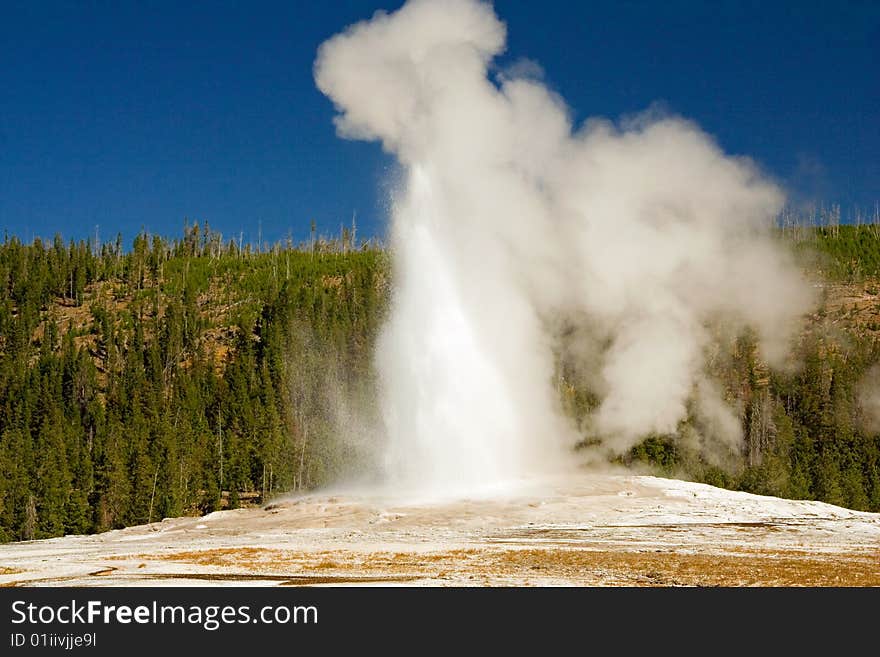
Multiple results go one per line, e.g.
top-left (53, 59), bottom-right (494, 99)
top-left (0, 224), bottom-right (386, 541)
top-left (618, 223), bottom-right (880, 510)
top-left (2, 220), bottom-right (880, 542)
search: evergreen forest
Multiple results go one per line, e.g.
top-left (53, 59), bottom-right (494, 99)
top-left (2, 219), bottom-right (880, 542)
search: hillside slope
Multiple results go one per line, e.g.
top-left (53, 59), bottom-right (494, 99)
top-left (3, 224), bottom-right (880, 544)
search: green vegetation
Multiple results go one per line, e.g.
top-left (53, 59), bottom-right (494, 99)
top-left (616, 327), bottom-right (880, 512)
top-left (0, 223), bottom-right (385, 541)
top-left (2, 219), bottom-right (880, 542)
top-left (795, 224), bottom-right (880, 281)
top-left (614, 222), bottom-right (880, 511)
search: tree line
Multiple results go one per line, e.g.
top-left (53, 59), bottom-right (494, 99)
top-left (0, 223), bottom-right (385, 541)
top-left (609, 225), bottom-right (880, 510)
top-left (1, 221), bottom-right (880, 542)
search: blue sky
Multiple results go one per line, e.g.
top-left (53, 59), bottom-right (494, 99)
top-left (1, 0), bottom-right (878, 246)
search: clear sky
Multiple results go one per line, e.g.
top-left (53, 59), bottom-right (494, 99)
top-left (1, 0), bottom-right (878, 246)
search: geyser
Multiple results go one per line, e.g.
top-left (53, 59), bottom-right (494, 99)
top-left (315, 0), bottom-right (813, 493)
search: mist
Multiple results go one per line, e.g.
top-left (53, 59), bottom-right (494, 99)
top-left (315, 0), bottom-right (814, 493)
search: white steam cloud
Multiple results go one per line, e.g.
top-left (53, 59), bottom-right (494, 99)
top-left (315, 0), bottom-right (813, 493)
